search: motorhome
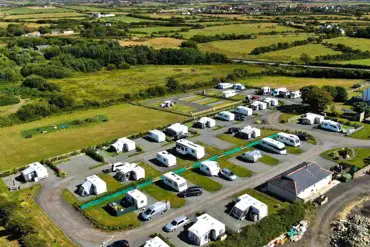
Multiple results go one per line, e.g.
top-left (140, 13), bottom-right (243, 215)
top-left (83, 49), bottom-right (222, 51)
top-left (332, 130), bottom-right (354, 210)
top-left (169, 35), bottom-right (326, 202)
top-left (235, 126), bottom-right (261, 140)
top-left (222, 90), bottom-right (237, 98)
top-left (78, 175), bottom-right (107, 196)
top-left (162, 172), bottom-right (188, 192)
top-left (156, 151), bottom-right (177, 167)
top-left (147, 129), bottom-right (166, 143)
top-left (273, 87), bottom-right (288, 97)
top-left (320, 120), bottom-right (342, 132)
top-left (21, 162), bottom-right (48, 182)
top-left (217, 82), bottom-right (233, 89)
top-left (290, 90), bottom-right (301, 99)
top-left (277, 132), bottom-right (301, 147)
top-left (114, 163), bottom-right (145, 182)
top-left (188, 214), bottom-right (226, 246)
top-left (110, 137), bottom-right (136, 153)
top-left (126, 189), bottom-right (147, 209)
top-left (230, 194), bottom-right (268, 221)
top-left (194, 117), bottom-right (216, 129)
top-left (234, 106), bottom-right (253, 116)
top-left (240, 150), bottom-right (262, 163)
top-left (200, 161), bottom-right (220, 176)
top-left (216, 111), bottom-right (235, 121)
top-left (300, 113), bottom-right (325, 125)
top-left (176, 139), bottom-right (205, 159)
top-left (166, 123), bottom-right (188, 137)
top-left (260, 86), bottom-right (271, 95)
top-left (141, 201), bottom-right (171, 220)
top-left (260, 137), bottom-right (287, 155)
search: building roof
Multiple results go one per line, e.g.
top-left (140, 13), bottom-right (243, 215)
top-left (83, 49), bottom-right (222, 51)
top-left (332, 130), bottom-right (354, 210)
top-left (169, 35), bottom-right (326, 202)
top-left (268, 162), bottom-right (332, 195)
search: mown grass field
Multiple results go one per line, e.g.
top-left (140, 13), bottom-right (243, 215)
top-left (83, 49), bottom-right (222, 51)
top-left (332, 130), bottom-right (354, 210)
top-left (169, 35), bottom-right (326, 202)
top-left (141, 182), bottom-right (186, 208)
top-left (328, 37), bottom-right (370, 52)
top-left (180, 23), bottom-right (297, 38)
top-left (182, 169), bottom-right (223, 192)
top-left (50, 64), bottom-right (264, 103)
top-left (259, 154), bottom-right (280, 166)
top-left (130, 26), bottom-right (187, 34)
top-left (239, 76), bottom-right (361, 90)
top-left (0, 181), bottom-right (76, 247)
top-left (198, 33), bottom-right (314, 58)
top-left (334, 58), bottom-right (370, 66)
top-left (255, 43), bottom-right (342, 62)
top-left (1, 7), bottom-right (75, 14)
top-left (105, 15), bottom-right (155, 23)
top-left (4, 12), bottom-right (85, 20)
top-left (0, 104), bottom-right (187, 171)
top-left (119, 37), bottom-right (183, 49)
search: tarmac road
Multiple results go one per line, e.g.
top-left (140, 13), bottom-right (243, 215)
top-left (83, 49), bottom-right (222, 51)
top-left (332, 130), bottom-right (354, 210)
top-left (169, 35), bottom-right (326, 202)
top-left (36, 111), bottom-right (370, 247)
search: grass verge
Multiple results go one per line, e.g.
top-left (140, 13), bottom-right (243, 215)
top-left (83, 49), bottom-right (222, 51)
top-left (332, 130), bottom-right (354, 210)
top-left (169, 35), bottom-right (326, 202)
top-left (97, 174), bottom-right (123, 191)
top-left (259, 155), bottom-right (280, 166)
top-left (286, 146), bottom-right (303, 155)
top-left (182, 169), bottom-right (223, 192)
top-left (320, 147), bottom-right (370, 169)
top-left (141, 182), bottom-right (186, 208)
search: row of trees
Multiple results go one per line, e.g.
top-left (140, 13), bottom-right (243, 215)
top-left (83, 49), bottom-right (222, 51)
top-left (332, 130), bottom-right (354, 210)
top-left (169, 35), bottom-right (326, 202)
top-left (189, 33), bottom-right (255, 43)
top-left (315, 43), bottom-right (370, 61)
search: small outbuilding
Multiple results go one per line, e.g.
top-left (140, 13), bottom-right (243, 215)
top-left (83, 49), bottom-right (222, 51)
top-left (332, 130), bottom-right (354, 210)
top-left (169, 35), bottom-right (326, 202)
top-left (188, 214), bottom-right (226, 246)
top-left (166, 123), bottom-right (188, 137)
top-left (78, 175), bottom-right (107, 196)
top-left (194, 117), bottom-right (216, 129)
top-left (115, 163), bottom-right (145, 182)
top-left (200, 160), bottom-right (220, 176)
top-left (147, 129), bottom-right (166, 143)
top-left (144, 236), bottom-right (170, 247)
top-left (110, 137), bottom-right (136, 153)
top-left (156, 151), bottom-right (177, 167)
top-left (21, 162), bottom-right (48, 182)
top-left (126, 189), bottom-right (147, 209)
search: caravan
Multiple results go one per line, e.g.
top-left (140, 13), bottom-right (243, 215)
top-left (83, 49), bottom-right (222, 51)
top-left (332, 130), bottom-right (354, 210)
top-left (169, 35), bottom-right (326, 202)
top-left (110, 137), bottom-right (136, 153)
top-left (230, 194), bottom-right (268, 221)
top-left (21, 162), bottom-right (48, 182)
top-left (264, 97), bottom-right (279, 107)
top-left (156, 151), bottom-right (177, 167)
top-left (234, 83), bottom-right (245, 91)
top-left (235, 126), bottom-right (261, 140)
top-left (260, 86), bottom-right (271, 95)
top-left (200, 161), bottom-right (220, 176)
top-left (320, 120), bottom-right (342, 132)
top-left (147, 129), bottom-right (166, 143)
top-left (260, 137), bottom-right (287, 155)
top-left (277, 132), bottom-right (301, 147)
top-left (126, 189), bottom-right (147, 209)
top-left (176, 139), bottom-right (205, 160)
top-left (222, 90), bottom-right (237, 98)
top-left (217, 82), bottom-right (233, 89)
top-left (166, 123), bottom-right (188, 137)
top-left (234, 106), bottom-right (253, 116)
top-left (163, 172), bottom-right (188, 192)
top-left (240, 150), bottom-right (262, 163)
top-left (188, 214), bottom-right (226, 246)
top-left (216, 111), bottom-right (235, 121)
top-left (300, 113), bottom-right (324, 125)
top-left (290, 90), bottom-right (301, 99)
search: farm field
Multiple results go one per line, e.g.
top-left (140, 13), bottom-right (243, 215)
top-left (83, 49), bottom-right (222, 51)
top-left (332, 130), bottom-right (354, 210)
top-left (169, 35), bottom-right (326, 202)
top-left (129, 26), bottom-right (187, 34)
top-left (1, 7), bottom-right (74, 14)
top-left (105, 15), bottom-right (153, 23)
top-left (50, 64), bottom-right (264, 103)
top-left (198, 33), bottom-right (314, 59)
top-left (180, 23), bottom-right (297, 38)
top-left (64, 5), bottom-right (119, 12)
top-left (0, 104), bottom-right (187, 171)
top-left (255, 43), bottom-right (342, 62)
top-left (4, 12), bottom-right (86, 20)
top-left (239, 76), bottom-right (361, 90)
top-left (334, 58), bottom-right (370, 66)
top-left (328, 37), bottom-right (370, 52)
top-left (119, 37), bottom-right (183, 49)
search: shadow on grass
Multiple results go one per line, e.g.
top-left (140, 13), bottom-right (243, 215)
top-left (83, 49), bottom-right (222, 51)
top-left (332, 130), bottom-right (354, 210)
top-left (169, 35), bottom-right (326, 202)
top-left (154, 180), bottom-right (178, 193)
top-left (149, 158), bottom-right (167, 168)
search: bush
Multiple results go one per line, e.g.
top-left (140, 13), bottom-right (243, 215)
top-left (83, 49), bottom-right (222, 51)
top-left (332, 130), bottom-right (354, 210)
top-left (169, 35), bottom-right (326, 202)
top-left (49, 94), bottom-right (74, 108)
top-left (136, 145), bottom-right (143, 152)
top-left (21, 234), bottom-right (47, 247)
top-left (0, 94), bottom-right (20, 106)
top-left (6, 212), bottom-right (37, 235)
top-left (21, 64), bottom-right (72, 79)
top-left (84, 147), bottom-right (104, 162)
top-left (106, 64), bottom-right (117, 70)
top-left (22, 75), bottom-right (60, 92)
top-left (16, 102), bottom-right (57, 121)
top-left (118, 62), bottom-right (130, 69)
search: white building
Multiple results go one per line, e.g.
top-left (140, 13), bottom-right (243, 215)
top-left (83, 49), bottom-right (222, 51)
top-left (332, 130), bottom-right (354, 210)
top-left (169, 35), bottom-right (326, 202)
top-left (231, 194), bottom-right (268, 221)
top-left (200, 160), bottom-right (220, 176)
top-left (234, 106), bottom-right (253, 116)
top-left (188, 214), bottom-right (226, 246)
top-left (217, 82), bottom-right (233, 89)
top-left (126, 189), bottom-right (147, 209)
top-left (277, 132), bottom-right (300, 147)
top-left (156, 151), bottom-right (177, 167)
top-left (264, 97), bottom-right (279, 107)
top-left (194, 117), bottom-right (216, 129)
top-left (78, 175), bottom-right (107, 196)
top-left (236, 126), bottom-right (261, 140)
top-left (300, 113), bottom-right (324, 125)
top-left (176, 139), bottom-right (205, 160)
top-left (21, 162), bottom-right (48, 182)
top-left (320, 120), bottom-right (342, 132)
top-left (162, 172), bottom-right (188, 192)
top-left (115, 163), bottom-right (145, 182)
top-left (144, 236), bottom-right (170, 247)
top-left (110, 137), bottom-right (136, 153)
top-left (147, 129), bottom-right (166, 143)
top-left (166, 123), bottom-right (188, 137)
top-left (267, 162), bottom-right (333, 202)
top-left (222, 89), bottom-right (237, 98)
top-left (216, 111), bottom-right (235, 121)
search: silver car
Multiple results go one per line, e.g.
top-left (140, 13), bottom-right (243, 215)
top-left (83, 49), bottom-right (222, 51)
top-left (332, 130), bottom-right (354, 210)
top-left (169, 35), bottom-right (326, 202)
top-left (164, 215), bottom-right (189, 232)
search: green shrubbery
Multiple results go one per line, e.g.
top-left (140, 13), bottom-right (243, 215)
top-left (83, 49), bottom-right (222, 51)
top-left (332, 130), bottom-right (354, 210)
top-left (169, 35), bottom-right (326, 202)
top-left (22, 75), bottom-right (60, 92)
top-left (0, 94), bottom-right (20, 106)
top-left (84, 147), bottom-right (105, 162)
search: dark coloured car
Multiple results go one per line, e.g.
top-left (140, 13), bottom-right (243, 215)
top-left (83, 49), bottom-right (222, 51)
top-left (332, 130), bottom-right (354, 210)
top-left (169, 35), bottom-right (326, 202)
top-left (110, 240), bottom-right (130, 247)
top-left (227, 127), bottom-right (241, 134)
top-left (297, 133), bottom-right (309, 141)
top-left (177, 186), bottom-right (203, 198)
top-left (173, 134), bottom-right (188, 141)
top-left (235, 114), bottom-right (246, 121)
top-left (219, 168), bottom-right (237, 181)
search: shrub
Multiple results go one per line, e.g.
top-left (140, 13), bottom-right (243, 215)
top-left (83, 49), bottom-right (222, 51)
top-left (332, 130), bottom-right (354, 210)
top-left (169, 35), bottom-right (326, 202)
top-left (21, 234), bottom-right (47, 247)
top-left (136, 145), bottom-right (143, 152)
top-left (49, 94), bottom-right (75, 108)
top-left (106, 64), bottom-right (117, 70)
top-left (22, 75), bottom-right (60, 92)
top-left (84, 147), bottom-right (104, 162)
top-left (0, 95), bottom-right (20, 106)
top-left (17, 102), bottom-right (57, 121)
top-left (21, 64), bottom-right (72, 79)
top-left (118, 62), bottom-right (130, 69)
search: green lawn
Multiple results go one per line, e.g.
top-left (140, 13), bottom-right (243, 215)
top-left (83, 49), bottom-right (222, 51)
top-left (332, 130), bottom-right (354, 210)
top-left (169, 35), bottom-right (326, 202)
top-left (130, 26), bottom-right (187, 34)
top-left (182, 95), bottom-right (206, 102)
top-left (350, 124), bottom-right (370, 140)
top-left (4, 12), bottom-right (85, 20)
top-left (218, 159), bottom-right (253, 177)
top-left (335, 58), bottom-right (370, 66)
top-left (182, 169), bottom-right (223, 192)
top-left (0, 104), bottom-right (187, 171)
top-left (141, 182), bottom-right (186, 208)
top-left (62, 188), bottom-right (81, 206)
top-left (328, 37), bottom-right (370, 52)
top-left (321, 147), bottom-right (370, 169)
top-left (233, 188), bottom-right (289, 215)
top-left (199, 33), bottom-right (314, 59)
top-left (98, 174), bottom-right (122, 191)
top-left (146, 102), bottom-right (196, 115)
top-left (259, 154), bottom-right (280, 166)
top-left (136, 162), bottom-right (162, 178)
top-left (197, 97), bottom-right (223, 105)
top-left (286, 146), bottom-right (303, 155)
top-left (2, 7), bottom-right (75, 14)
top-left (279, 113), bottom-right (298, 123)
top-left (106, 15), bottom-right (153, 23)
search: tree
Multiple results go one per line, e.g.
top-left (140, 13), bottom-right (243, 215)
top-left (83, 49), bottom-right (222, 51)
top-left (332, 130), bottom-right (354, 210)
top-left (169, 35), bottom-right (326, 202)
top-left (300, 53), bottom-right (312, 64)
top-left (106, 64), bottom-right (116, 70)
top-left (322, 85), bottom-right (337, 99)
top-left (165, 77), bottom-right (182, 92)
top-left (180, 40), bottom-right (198, 49)
top-left (301, 86), bottom-right (333, 112)
top-left (21, 234), bottom-right (47, 247)
top-left (353, 102), bottom-right (370, 116)
top-left (6, 212), bottom-right (37, 235)
top-left (334, 86), bottom-right (348, 102)
top-left (49, 94), bottom-right (75, 108)
top-left (22, 75), bottom-right (60, 92)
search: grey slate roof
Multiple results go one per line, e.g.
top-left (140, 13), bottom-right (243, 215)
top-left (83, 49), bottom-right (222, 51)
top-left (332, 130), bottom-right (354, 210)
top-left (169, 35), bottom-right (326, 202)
top-left (268, 162), bottom-right (332, 195)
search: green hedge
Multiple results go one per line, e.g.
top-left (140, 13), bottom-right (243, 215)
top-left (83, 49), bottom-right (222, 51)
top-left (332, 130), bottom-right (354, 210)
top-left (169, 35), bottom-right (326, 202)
top-left (0, 95), bottom-right (20, 106)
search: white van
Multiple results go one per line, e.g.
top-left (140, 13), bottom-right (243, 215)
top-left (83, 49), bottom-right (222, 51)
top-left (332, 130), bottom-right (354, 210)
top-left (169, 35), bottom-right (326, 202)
top-left (277, 132), bottom-right (300, 147)
top-left (260, 138), bottom-right (287, 155)
top-left (141, 201), bottom-right (171, 221)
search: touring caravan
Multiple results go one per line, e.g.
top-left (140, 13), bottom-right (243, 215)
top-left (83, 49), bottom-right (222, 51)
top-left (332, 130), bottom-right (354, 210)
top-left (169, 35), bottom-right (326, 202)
top-left (114, 163), bottom-right (145, 182)
top-left (222, 90), bottom-right (237, 98)
top-left (290, 90), bottom-right (301, 99)
top-left (126, 189), bottom-right (147, 209)
top-left (110, 162), bottom-right (126, 172)
top-left (264, 97), bottom-right (279, 107)
top-left (147, 129), bottom-right (166, 143)
top-left (234, 83), bottom-right (245, 91)
top-left (216, 111), bottom-right (235, 121)
top-left (230, 194), bottom-right (268, 221)
top-left (320, 120), bottom-right (342, 132)
top-left (141, 201), bottom-right (171, 221)
top-left (300, 113), bottom-right (324, 125)
top-left (260, 86), bottom-right (271, 95)
top-left (260, 137), bottom-right (287, 155)
top-left (200, 161), bottom-right (220, 176)
top-left (21, 162), bottom-right (48, 182)
top-left (163, 172), bottom-right (188, 192)
top-left (176, 139), bottom-right (205, 160)
top-left (144, 236), bottom-right (170, 247)
top-left (277, 132), bottom-right (301, 147)
top-left (234, 106), bottom-right (253, 116)
top-left (217, 82), bottom-right (233, 89)
top-left (78, 175), bottom-right (107, 196)
top-left (156, 151), bottom-right (177, 167)
top-left (188, 214), bottom-right (226, 246)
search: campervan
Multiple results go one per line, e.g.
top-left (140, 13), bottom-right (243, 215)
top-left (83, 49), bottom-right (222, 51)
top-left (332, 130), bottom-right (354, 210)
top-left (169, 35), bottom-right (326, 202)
top-left (163, 172), bottom-right (188, 192)
top-left (260, 137), bottom-right (287, 155)
top-left (234, 106), bottom-right (253, 116)
top-left (147, 129), bottom-right (166, 143)
top-left (320, 120), bottom-right (342, 132)
top-left (176, 139), bottom-right (205, 160)
top-left (156, 151), bottom-right (177, 167)
top-left (216, 111), bottom-right (235, 121)
top-left (200, 161), bottom-right (220, 176)
top-left (141, 201), bottom-right (171, 221)
top-left (277, 132), bottom-right (301, 147)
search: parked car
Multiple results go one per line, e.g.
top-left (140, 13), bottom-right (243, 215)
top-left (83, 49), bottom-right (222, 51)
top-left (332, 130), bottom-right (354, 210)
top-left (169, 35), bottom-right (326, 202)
top-left (177, 186), bottom-right (203, 198)
top-left (235, 114), bottom-right (246, 121)
top-left (252, 95), bottom-right (260, 100)
top-left (110, 240), bottom-right (130, 247)
top-left (297, 133), bottom-right (309, 141)
top-left (227, 127), bottom-right (241, 134)
top-left (173, 134), bottom-right (188, 141)
top-left (219, 168), bottom-right (237, 181)
top-left (164, 215), bottom-right (190, 232)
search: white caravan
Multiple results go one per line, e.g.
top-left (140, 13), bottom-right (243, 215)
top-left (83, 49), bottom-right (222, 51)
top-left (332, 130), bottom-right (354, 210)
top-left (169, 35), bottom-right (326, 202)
top-left (260, 137), bottom-right (287, 155)
top-left (147, 129), bottom-right (166, 143)
top-left (236, 126), bottom-right (261, 140)
top-left (144, 236), bottom-right (170, 247)
top-left (163, 172), bottom-right (188, 192)
top-left (195, 117), bottom-right (216, 129)
top-left (110, 137), bottom-right (136, 153)
top-left (216, 111), bottom-right (235, 121)
top-left (264, 97), bottom-right (279, 107)
top-left (21, 162), bottom-right (48, 182)
top-left (176, 139), bottom-right (205, 160)
top-left (166, 123), bottom-right (188, 137)
top-left (260, 86), bottom-right (271, 95)
top-left (234, 106), bottom-right (253, 116)
top-left (115, 163), bottom-right (145, 182)
top-left (234, 83), bottom-right (245, 91)
top-left (222, 90), bottom-right (237, 98)
top-left (200, 161), bottom-right (220, 176)
top-left (277, 132), bottom-right (301, 147)
top-left (217, 82), bottom-right (233, 89)
top-left (188, 214), bottom-right (226, 246)
top-left (110, 162), bottom-right (126, 172)
top-left (231, 194), bottom-right (268, 221)
top-left (126, 189), bottom-right (147, 209)
top-left (300, 113), bottom-right (324, 125)
top-left (156, 151), bottom-right (177, 167)
top-left (320, 120), bottom-right (342, 132)
top-left (240, 150), bottom-right (262, 163)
